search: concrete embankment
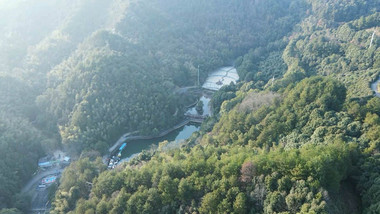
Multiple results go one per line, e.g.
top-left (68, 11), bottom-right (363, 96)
top-left (107, 118), bottom-right (203, 155)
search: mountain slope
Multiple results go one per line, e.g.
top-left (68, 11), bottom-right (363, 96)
top-left (49, 0), bottom-right (379, 214)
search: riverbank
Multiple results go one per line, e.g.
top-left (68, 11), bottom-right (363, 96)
top-left (107, 118), bottom-right (203, 157)
top-left (119, 122), bottom-right (200, 160)
top-left (106, 66), bottom-right (239, 164)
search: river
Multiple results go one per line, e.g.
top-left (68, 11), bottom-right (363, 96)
top-left (120, 72), bottom-right (375, 161)
top-left (202, 66), bottom-right (239, 91)
top-left (186, 95), bottom-right (211, 116)
top-left (120, 123), bottom-right (200, 159)
top-left (116, 66), bottom-right (239, 161)
top-left (370, 76), bottom-right (380, 97)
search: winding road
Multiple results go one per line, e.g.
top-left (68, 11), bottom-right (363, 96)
top-left (21, 167), bottom-right (63, 194)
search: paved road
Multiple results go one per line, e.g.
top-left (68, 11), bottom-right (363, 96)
top-left (31, 187), bottom-right (49, 211)
top-left (21, 167), bottom-right (63, 194)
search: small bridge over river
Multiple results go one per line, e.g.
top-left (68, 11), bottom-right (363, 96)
top-left (107, 66), bottom-right (238, 158)
top-left (185, 112), bottom-right (207, 121)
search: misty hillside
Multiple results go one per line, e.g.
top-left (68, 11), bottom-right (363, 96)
top-left (0, 0), bottom-right (379, 213)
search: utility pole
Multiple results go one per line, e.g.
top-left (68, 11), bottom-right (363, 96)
top-left (197, 65), bottom-right (200, 87)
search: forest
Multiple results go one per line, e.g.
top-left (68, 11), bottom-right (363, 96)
top-left (0, 0), bottom-right (379, 213)
top-left (51, 77), bottom-right (380, 214)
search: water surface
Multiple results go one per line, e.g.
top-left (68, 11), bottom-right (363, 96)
top-left (186, 96), bottom-right (211, 116)
top-left (120, 123), bottom-right (200, 159)
top-left (202, 66), bottom-right (239, 91)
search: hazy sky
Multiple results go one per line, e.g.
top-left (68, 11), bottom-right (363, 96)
top-left (0, 0), bottom-right (22, 9)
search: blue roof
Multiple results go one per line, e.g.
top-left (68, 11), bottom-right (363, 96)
top-left (119, 143), bottom-right (127, 151)
top-left (38, 162), bottom-right (52, 166)
top-left (42, 176), bottom-right (57, 184)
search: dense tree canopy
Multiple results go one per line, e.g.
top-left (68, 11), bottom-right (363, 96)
top-left (0, 0), bottom-right (378, 213)
top-left (37, 0), bottom-right (308, 154)
top-left (48, 0), bottom-right (379, 212)
top-left (0, 76), bottom-right (50, 212)
top-left (52, 76), bottom-right (380, 213)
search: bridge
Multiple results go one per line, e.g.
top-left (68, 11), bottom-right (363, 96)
top-left (31, 208), bottom-right (50, 213)
top-left (185, 113), bottom-right (207, 120)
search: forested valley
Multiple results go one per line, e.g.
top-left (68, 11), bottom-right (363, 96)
top-left (0, 0), bottom-right (379, 213)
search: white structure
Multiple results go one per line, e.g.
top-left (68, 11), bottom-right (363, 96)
top-left (202, 67), bottom-right (239, 91)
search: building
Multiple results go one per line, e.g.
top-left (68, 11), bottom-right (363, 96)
top-left (41, 175), bottom-right (57, 185)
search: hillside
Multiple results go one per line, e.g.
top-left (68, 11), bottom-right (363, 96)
top-left (37, 0), bottom-right (306, 152)
top-left (0, 0), bottom-right (378, 213)
top-left (49, 0), bottom-right (379, 214)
